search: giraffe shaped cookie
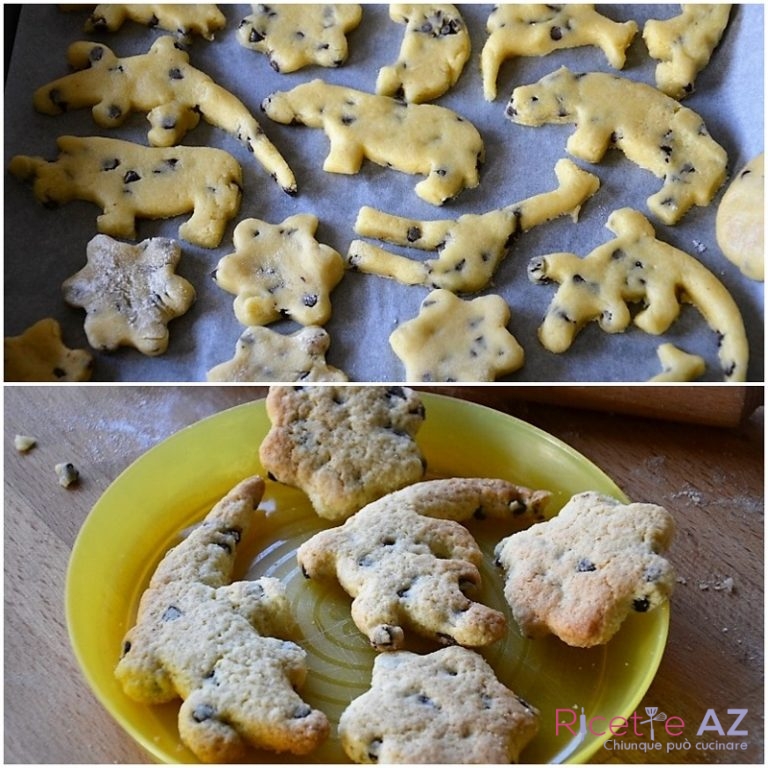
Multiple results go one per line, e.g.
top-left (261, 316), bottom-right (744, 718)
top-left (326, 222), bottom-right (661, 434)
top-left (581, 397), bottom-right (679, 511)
top-left (114, 476), bottom-right (330, 762)
top-left (527, 207), bottom-right (749, 381)
top-left (297, 477), bottom-right (550, 650)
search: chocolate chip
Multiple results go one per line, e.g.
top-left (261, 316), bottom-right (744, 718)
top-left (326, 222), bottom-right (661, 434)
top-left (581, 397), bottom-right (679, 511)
top-left (101, 158), bottom-right (120, 171)
top-left (577, 558), bottom-right (596, 572)
top-left (293, 703), bottom-right (312, 718)
top-left (633, 597), bottom-right (650, 612)
top-left (406, 226), bottom-right (421, 242)
top-left (168, 67), bottom-right (184, 80)
top-left (162, 605), bottom-right (182, 621)
top-left (303, 294), bottom-right (318, 308)
top-left (123, 170), bottom-right (141, 183)
top-left (367, 738), bottom-right (382, 761)
top-left (550, 25), bottom-right (562, 40)
top-left (192, 704), bottom-right (216, 722)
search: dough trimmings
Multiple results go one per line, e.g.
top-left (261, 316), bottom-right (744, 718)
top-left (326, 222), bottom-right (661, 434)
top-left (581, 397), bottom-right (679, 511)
top-left (338, 646), bottom-right (540, 763)
top-left (262, 80), bottom-right (484, 205)
top-left (206, 325), bottom-right (348, 382)
top-left (389, 289), bottom-right (525, 382)
top-left (376, 4), bottom-right (471, 103)
top-left (237, 4), bottom-right (362, 73)
top-left (213, 213), bottom-right (345, 327)
top-left (9, 135), bottom-right (242, 248)
top-left (259, 385), bottom-right (427, 521)
top-left (649, 343), bottom-right (706, 382)
top-left (114, 476), bottom-right (330, 762)
top-left (62, 234), bottom-right (195, 357)
top-left (506, 66), bottom-right (728, 224)
top-left (494, 490), bottom-right (676, 647)
top-left (527, 207), bottom-right (749, 382)
top-left (481, 4), bottom-right (638, 101)
top-left (297, 477), bottom-right (550, 650)
top-left (643, 4), bottom-right (732, 99)
top-left (33, 36), bottom-right (296, 194)
top-left (4, 317), bottom-right (93, 382)
top-left (347, 158), bottom-right (600, 293)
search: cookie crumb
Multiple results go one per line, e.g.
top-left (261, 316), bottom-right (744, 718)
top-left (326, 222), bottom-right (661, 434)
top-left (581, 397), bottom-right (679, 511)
top-left (14, 434), bottom-right (37, 452)
top-left (55, 462), bottom-right (80, 487)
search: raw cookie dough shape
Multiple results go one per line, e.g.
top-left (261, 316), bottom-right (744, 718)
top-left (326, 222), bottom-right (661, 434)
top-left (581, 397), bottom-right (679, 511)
top-left (643, 4), bottom-right (732, 99)
top-left (648, 343), bottom-right (705, 382)
top-left (33, 36), bottom-right (296, 195)
top-left (237, 4), bottom-right (362, 73)
top-left (213, 213), bottom-right (345, 327)
top-left (716, 153), bottom-right (764, 281)
top-left (297, 478), bottom-right (550, 650)
top-left (80, 4), bottom-right (226, 42)
top-left (506, 66), bottom-right (728, 224)
top-left (114, 476), bottom-right (330, 762)
top-left (347, 158), bottom-right (600, 293)
top-left (338, 646), bottom-right (539, 763)
top-left (62, 234), bottom-right (196, 356)
top-left (261, 80), bottom-right (484, 205)
top-left (527, 207), bottom-right (749, 382)
top-left (494, 490), bottom-right (676, 647)
top-left (390, 289), bottom-right (525, 382)
top-left (207, 326), bottom-right (348, 382)
top-left (481, 4), bottom-right (638, 101)
top-left (376, 4), bottom-right (471, 103)
top-left (259, 385), bottom-right (427, 521)
top-left (4, 317), bottom-right (93, 382)
top-left (9, 135), bottom-right (242, 248)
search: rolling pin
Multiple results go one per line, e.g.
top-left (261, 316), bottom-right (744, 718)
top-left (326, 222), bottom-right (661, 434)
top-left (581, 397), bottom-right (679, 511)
top-left (423, 386), bottom-right (763, 428)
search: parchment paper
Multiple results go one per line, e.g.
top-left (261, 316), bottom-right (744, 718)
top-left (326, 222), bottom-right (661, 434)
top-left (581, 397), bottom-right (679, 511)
top-left (4, 4), bottom-right (764, 382)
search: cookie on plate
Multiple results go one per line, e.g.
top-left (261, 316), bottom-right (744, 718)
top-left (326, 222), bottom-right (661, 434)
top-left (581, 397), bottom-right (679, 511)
top-left (114, 476), bottom-right (330, 762)
top-left (338, 646), bottom-right (539, 763)
top-left (494, 490), bottom-right (676, 647)
top-left (297, 477), bottom-right (550, 650)
top-left (259, 385), bottom-right (427, 520)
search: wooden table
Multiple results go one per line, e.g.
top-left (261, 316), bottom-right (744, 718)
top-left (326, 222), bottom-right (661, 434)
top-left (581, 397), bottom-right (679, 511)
top-left (4, 385), bottom-right (763, 763)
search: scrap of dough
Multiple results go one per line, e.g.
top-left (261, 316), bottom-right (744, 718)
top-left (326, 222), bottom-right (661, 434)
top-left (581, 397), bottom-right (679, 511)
top-left (4, 318), bottom-right (93, 382)
top-left (643, 4), bottom-right (732, 99)
top-left (507, 66), bottom-right (728, 225)
top-left (81, 4), bottom-right (226, 41)
top-left (62, 234), bottom-right (195, 356)
top-left (207, 326), bottom-right (348, 382)
top-left (389, 289), bottom-right (525, 382)
top-left (649, 343), bottom-right (706, 382)
top-left (33, 36), bottom-right (296, 194)
top-left (347, 158), bottom-right (599, 293)
top-left (481, 4), bottom-right (638, 100)
top-left (715, 153), bottom-right (764, 281)
top-left (527, 207), bottom-right (749, 382)
top-left (376, 4), bottom-right (470, 103)
top-left (237, 4), bottom-right (362, 72)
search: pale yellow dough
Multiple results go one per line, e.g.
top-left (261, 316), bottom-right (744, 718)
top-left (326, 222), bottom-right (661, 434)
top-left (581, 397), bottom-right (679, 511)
top-left (715, 153), bottom-right (764, 282)
top-left (649, 343), bottom-right (706, 382)
top-left (81, 4), bottom-right (226, 41)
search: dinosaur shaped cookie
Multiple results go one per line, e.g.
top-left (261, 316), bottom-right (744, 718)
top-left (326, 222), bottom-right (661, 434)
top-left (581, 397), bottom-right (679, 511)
top-left (527, 208), bottom-right (749, 381)
top-left (114, 476), bottom-right (330, 762)
top-left (507, 66), bottom-right (728, 224)
top-left (262, 80), bottom-right (484, 205)
top-left (33, 36), bottom-right (296, 194)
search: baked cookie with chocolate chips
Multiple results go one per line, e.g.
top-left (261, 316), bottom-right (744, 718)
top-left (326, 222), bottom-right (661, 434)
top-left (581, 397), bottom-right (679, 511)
top-left (494, 490), bottom-right (675, 647)
top-left (114, 476), bottom-right (330, 762)
top-left (259, 386), bottom-right (427, 520)
top-left (297, 477), bottom-right (550, 650)
top-left (339, 646), bottom-right (539, 763)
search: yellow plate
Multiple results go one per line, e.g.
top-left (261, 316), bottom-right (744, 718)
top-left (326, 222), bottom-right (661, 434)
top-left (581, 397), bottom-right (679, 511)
top-left (66, 392), bottom-right (669, 764)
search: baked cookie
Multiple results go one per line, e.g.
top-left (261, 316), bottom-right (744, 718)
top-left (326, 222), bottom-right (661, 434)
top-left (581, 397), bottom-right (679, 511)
top-left (33, 37), bottom-right (295, 194)
top-left (494, 491), bottom-right (676, 647)
top-left (4, 318), bottom-right (93, 382)
top-left (206, 326), bottom-right (348, 382)
top-left (347, 158), bottom-right (599, 293)
top-left (262, 80), bottom-right (484, 205)
top-left (649, 343), bottom-right (706, 382)
top-left (507, 66), bottom-right (728, 224)
top-left (716, 153), bottom-right (764, 281)
top-left (338, 646), bottom-right (539, 763)
top-left (213, 214), bottom-right (345, 327)
top-left (9, 135), bottom-right (242, 248)
top-left (527, 207), bottom-right (749, 381)
top-left (62, 235), bottom-right (195, 356)
top-left (114, 476), bottom-right (330, 762)
top-left (376, 4), bottom-right (470, 103)
top-left (643, 4), bottom-right (732, 99)
top-left (389, 289), bottom-right (525, 382)
top-left (237, 4), bottom-right (362, 72)
top-left (297, 477), bottom-right (550, 650)
top-left (259, 386), bottom-right (426, 520)
top-left (81, 4), bottom-right (226, 42)
top-left (482, 4), bottom-right (638, 100)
